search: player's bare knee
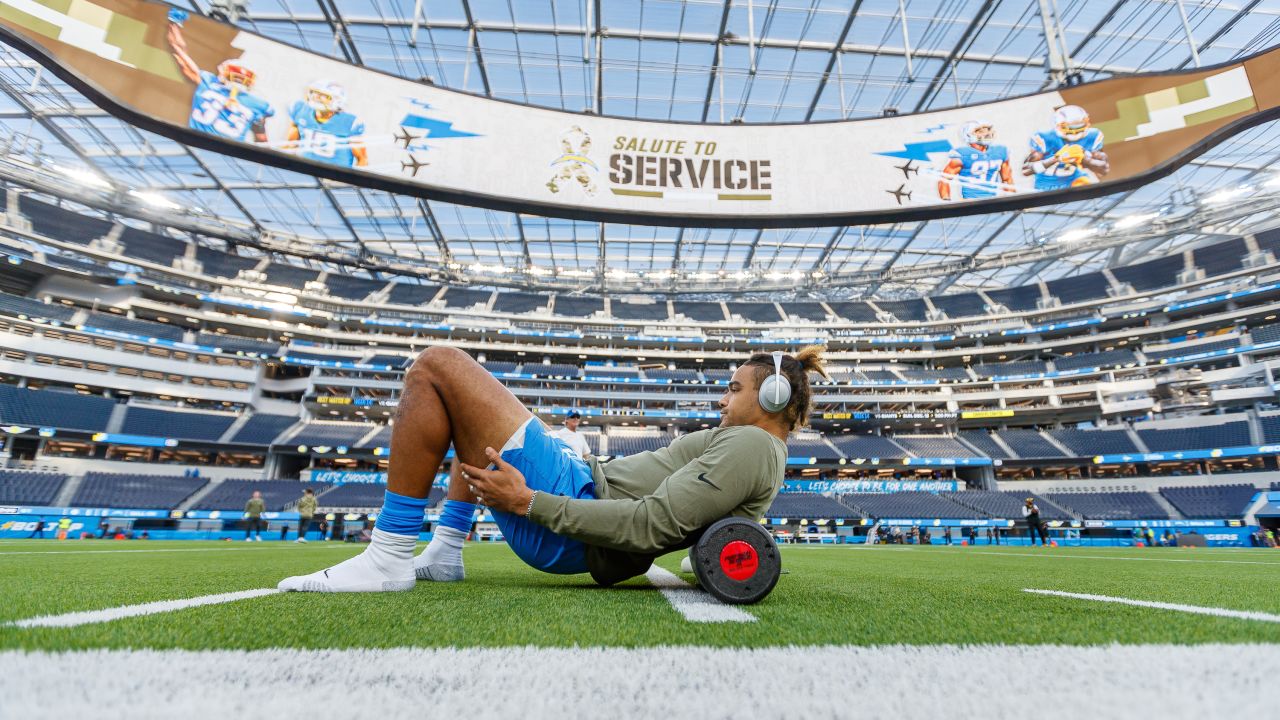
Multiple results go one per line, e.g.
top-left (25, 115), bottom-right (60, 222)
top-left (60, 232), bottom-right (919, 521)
top-left (407, 346), bottom-right (471, 382)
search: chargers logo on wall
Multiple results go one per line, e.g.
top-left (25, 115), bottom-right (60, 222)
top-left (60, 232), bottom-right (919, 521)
top-left (547, 125), bottom-right (599, 197)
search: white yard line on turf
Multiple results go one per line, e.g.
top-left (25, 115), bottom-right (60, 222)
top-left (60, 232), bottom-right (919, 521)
top-left (644, 565), bottom-right (755, 623)
top-left (1023, 588), bottom-right (1280, 623)
top-left (0, 546), bottom-right (351, 556)
top-left (3, 645), bottom-right (1279, 717)
top-left (967, 549), bottom-right (1280, 566)
top-left (7, 588), bottom-right (280, 629)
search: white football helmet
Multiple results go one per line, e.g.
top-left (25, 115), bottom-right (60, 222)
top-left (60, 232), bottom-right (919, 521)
top-left (962, 120), bottom-right (995, 145)
top-left (1054, 105), bottom-right (1091, 142)
top-left (306, 80), bottom-right (346, 113)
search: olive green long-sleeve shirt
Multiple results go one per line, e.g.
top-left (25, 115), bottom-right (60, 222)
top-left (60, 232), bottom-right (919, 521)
top-left (245, 497), bottom-right (265, 518)
top-left (297, 494), bottom-right (318, 517)
top-left (527, 424), bottom-right (786, 584)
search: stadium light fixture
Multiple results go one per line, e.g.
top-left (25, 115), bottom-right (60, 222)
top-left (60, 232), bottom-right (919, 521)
top-left (1113, 212), bottom-right (1157, 230)
top-left (128, 190), bottom-right (181, 211)
top-left (1057, 227), bottom-right (1097, 243)
top-left (1203, 185), bottom-right (1253, 204)
top-left (56, 165), bottom-right (111, 190)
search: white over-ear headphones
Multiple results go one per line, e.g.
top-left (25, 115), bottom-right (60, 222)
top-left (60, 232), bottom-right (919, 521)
top-left (757, 351), bottom-right (792, 413)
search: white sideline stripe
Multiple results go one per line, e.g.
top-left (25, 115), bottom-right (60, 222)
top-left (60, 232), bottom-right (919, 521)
top-left (7, 589), bottom-right (280, 628)
top-left (645, 565), bottom-right (755, 623)
top-left (968, 549), bottom-right (1280, 566)
top-left (1024, 588), bottom-right (1280, 623)
top-left (0, 546), bottom-right (352, 557)
top-left (3, 645), bottom-right (1279, 716)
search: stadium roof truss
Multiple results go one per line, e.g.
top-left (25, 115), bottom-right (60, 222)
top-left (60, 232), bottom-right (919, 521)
top-left (1, 0), bottom-right (1279, 298)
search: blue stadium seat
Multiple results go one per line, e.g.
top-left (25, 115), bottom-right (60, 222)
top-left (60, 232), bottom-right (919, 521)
top-left (829, 434), bottom-right (905, 459)
top-left (557, 295), bottom-right (608, 317)
top-left (998, 430), bottom-right (1065, 458)
top-left (1160, 484), bottom-right (1257, 519)
top-left (316, 483), bottom-right (386, 508)
top-left (0, 470), bottom-right (68, 505)
top-left (1137, 421), bottom-right (1249, 451)
top-left (958, 431), bottom-right (1009, 459)
top-left (1111, 254), bottom-right (1184, 292)
top-left (386, 283), bottom-right (441, 305)
top-left (119, 227), bottom-right (184, 266)
top-left (492, 293), bottom-right (549, 314)
top-left (326, 275), bottom-right (385, 301)
top-left (0, 292), bottom-right (77, 323)
top-left (1048, 429), bottom-right (1139, 456)
top-left (120, 406), bottom-right (237, 442)
top-left (291, 422), bottom-right (377, 448)
top-left (194, 246), bottom-right (259, 278)
top-left (71, 472), bottom-right (207, 510)
top-left (83, 312), bottom-right (184, 341)
top-left (1046, 492), bottom-right (1170, 520)
top-left (231, 414), bottom-right (297, 445)
top-left (193, 480), bottom-right (331, 511)
top-left (440, 287), bottom-right (493, 308)
top-left (262, 263), bottom-right (320, 289)
top-left (673, 301), bottom-right (725, 322)
top-left (943, 491), bottom-right (1071, 520)
top-left (1053, 350), bottom-right (1137, 372)
top-left (608, 430), bottom-right (673, 456)
top-left (195, 332), bottom-right (278, 356)
top-left (893, 436), bottom-right (974, 458)
top-left (929, 292), bottom-right (987, 318)
top-left (840, 492), bottom-right (980, 519)
top-left (781, 302), bottom-right (829, 321)
top-left (1045, 273), bottom-right (1111, 304)
top-left (985, 284), bottom-right (1042, 312)
top-left (1145, 338), bottom-right (1239, 361)
top-left (787, 436), bottom-right (840, 461)
top-left (0, 385), bottom-right (116, 432)
top-left (974, 360), bottom-right (1047, 378)
top-left (766, 493), bottom-right (860, 519)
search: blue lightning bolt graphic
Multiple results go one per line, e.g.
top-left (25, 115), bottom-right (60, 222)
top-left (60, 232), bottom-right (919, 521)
top-left (874, 140), bottom-right (953, 161)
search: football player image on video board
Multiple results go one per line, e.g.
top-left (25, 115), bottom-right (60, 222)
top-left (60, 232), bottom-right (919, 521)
top-left (286, 81), bottom-right (368, 167)
top-left (1023, 105), bottom-right (1110, 190)
top-left (937, 120), bottom-right (1015, 201)
top-left (166, 9), bottom-right (274, 143)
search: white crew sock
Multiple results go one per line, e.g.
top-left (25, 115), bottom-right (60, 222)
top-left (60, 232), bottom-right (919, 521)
top-left (414, 526), bottom-right (467, 581)
top-left (278, 528), bottom-right (416, 592)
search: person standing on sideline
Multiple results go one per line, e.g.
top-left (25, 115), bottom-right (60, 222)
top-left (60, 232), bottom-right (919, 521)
top-left (1022, 497), bottom-right (1049, 546)
top-left (549, 410), bottom-right (592, 459)
top-left (296, 488), bottom-right (318, 543)
top-left (245, 490), bottom-right (266, 542)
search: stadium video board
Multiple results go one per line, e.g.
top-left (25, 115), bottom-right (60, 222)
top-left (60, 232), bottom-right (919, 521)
top-left (1, 0), bottom-right (1279, 228)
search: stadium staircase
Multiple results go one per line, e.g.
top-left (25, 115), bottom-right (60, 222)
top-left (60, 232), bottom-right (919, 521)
top-left (355, 425), bottom-right (386, 448)
top-left (218, 413), bottom-right (254, 444)
top-left (175, 480), bottom-right (222, 513)
top-left (1036, 495), bottom-right (1078, 519)
top-left (988, 433), bottom-right (1018, 458)
top-left (1243, 492), bottom-right (1270, 526)
top-left (1125, 426), bottom-right (1150, 453)
top-left (51, 473), bottom-right (84, 507)
top-left (1039, 432), bottom-right (1074, 457)
top-left (105, 403), bottom-right (128, 434)
top-left (1149, 492), bottom-right (1185, 520)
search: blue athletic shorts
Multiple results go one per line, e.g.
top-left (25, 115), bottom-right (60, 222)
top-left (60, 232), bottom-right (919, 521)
top-left (491, 418), bottom-right (595, 574)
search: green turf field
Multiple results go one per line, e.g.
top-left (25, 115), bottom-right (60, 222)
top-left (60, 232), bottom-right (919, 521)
top-left (3, 540), bottom-right (1279, 650)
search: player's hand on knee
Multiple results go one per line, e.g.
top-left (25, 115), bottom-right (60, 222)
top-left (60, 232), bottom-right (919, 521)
top-left (460, 448), bottom-right (533, 514)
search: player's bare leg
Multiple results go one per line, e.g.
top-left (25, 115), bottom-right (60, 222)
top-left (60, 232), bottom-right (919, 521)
top-left (279, 347), bottom-right (534, 591)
